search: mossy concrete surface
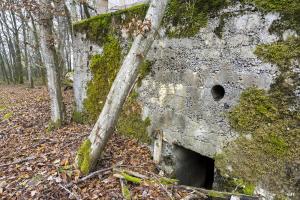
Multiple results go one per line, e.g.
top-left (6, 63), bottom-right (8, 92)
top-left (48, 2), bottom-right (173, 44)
top-left (76, 139), bottom-right (92, 175)
top-left (215, 38), bottom-right (299, 198)
top-left (163, 0), bottom-right (230, 38)
top-left (73, 4), bottom-right (148, 45)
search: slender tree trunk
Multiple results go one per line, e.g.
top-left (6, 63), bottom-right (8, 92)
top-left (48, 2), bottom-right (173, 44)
top-left (0, 13), bottom-right (16, 83)
top-left (76, 0), bottom-right (169, 174)
top-left (0, 35), bottom-right (12, 83)
top-left (55, 2), bottom-right (65, 73)
top-left (0, 54), bottom-right (9, 83)
top-left (30, 13), bottom-right (46, 85)
top-left (21, 14), bottom-right (33, 88)
top-left (39, 0), bottom-right (65, 125)
top-left (11, 11), bottom-right (24, 84)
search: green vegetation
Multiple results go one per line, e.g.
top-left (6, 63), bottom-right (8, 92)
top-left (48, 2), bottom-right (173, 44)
top-left (46, 120), bottom-right (62, 132)
top-left (208, 191), bottom-right (226, 198)
top-left (84, 36), bottom-right (122, 121)
top-left (121, 183), bottom-right (131, 200)
top-left (76, 139), bottom-right (92, 175)
top-left (2, 111), bottom-right (12, 121)
top-left (137, 60), bottom-right (152, 87)
top-left (215, 37), bottom-right (300, 194)
top-left (117, 92), bottom-right (152, 144)
top-left (245, 0), bottom-right (300, 34)
top-left (158, 177), bottom-right (178, 185)
top-left (0, 105), bottom-right (6, 112)
top-left (72, 110), bottom-right (87, 124)
top-left (73, 4), bottom-right (148, 45)
top-left (163, 0), bottom-right (230, 38)
top-left (82, 35), bottom-right (152, 142)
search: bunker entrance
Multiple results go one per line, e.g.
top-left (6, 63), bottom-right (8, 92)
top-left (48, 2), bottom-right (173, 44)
top-left (174, 145), bottom-right (215, 189)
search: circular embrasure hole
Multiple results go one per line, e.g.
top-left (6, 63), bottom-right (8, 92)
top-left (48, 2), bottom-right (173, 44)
top-left (211, 85), bottom-right (225, 101)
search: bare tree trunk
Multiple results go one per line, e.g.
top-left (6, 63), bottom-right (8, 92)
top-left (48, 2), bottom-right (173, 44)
top-left (30, 13), bottom-right (46, 85)
top-left (21, 13), bottom-right (34, 88)
top-left (0, 35), bottom-right (12, 83)
top-left (39, 0), bottom-right (65, 125)
top-left (0, 12), bottom-right (16, 83)
top-left (0, 53), bottom-right (9, 83)
top-left (11, 11), bottom-right (24, 84)
top-left (76, 0), bottom-right (169, 174)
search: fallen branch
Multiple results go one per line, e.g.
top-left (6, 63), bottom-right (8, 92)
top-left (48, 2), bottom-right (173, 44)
top-left (0, 156), bottom-right (36, 168)
top-left (58, 183), bottom-right (81, 200)
top-left (65, 167), bottom-right (113, 187)
top-left (153, 176), bottom-right (174, 200)
top-left (174, 185), bottom-right (259, 200)
top-left (114, 168), bottom-right (148, 179)
top-left (120, 178), bottom-right (131, 200)
top-left (114, 172), bottom-right (143, 184)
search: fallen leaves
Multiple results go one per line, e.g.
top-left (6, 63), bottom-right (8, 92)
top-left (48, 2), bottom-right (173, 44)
top-left (0, 85), bottom-right (194, 199)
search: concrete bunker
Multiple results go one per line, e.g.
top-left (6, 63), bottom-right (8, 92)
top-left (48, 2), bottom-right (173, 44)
top-left (174, 145), bottom-right (215, 189)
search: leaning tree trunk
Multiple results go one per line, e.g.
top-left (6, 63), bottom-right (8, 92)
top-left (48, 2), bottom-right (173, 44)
top-left (76, 0), bottom-right (169, 174)
top-left (39, 0), bottom-right (65, 125)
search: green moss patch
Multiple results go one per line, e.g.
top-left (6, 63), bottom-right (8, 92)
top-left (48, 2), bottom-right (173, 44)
top-left (215, 37), bottom-right (300, 195)
top-left (46, 120), bottom-right (62, 132)
top-left (84, 36), bottom-right (122, 121)
top-left (72, 110), bottom-right (87, 124)
top-left (76, 139), bottom-right (92, 175)
top-left (246, 0), bottom-right (300, 35)
top-left (2, 112), bottom-right (12, 121)
top-left (117, 92), bottom-right (151, 144)
top-left (163, 0), bottom-right (230, 38)
top-left (73, 4), bottom-right (148, 45)
top-left (82, 34), bottom-right (152, 142)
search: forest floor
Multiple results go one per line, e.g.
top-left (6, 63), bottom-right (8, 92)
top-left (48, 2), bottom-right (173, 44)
top-left (0, 85), bottom-right (195, 200)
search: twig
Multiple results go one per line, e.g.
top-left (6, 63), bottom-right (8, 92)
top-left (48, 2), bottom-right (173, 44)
top-left (114, 168), bottom-right (148, 179)
top-left (0, 155), bottom-right (36, 168)
top-left (58, 183), bottom-right (81, 200)
top-left (182, 193), bottom-right (206, 200)
top-left (120, 178), bottom-right (131, 200)
top-left (65, 167), bottom-right (113, 188)
top-left (153, 176), bottom-right (174, 200)
top-left (174, 185), bottom-right (259, 200)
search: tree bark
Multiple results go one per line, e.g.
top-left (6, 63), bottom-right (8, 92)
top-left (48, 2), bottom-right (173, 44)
top-left (39, 0), bottom-right (65, 125)
top-left (30, 12), bottom-right (46, 85)
top-left (76, 0), bottom-right (169, 173)
top-left (11, 11), bottom-right (24, 84)
top-left (21, 13), bottom-right (34, 88)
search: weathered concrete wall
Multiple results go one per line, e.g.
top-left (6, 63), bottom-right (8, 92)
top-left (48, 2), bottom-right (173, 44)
top-left (72, 2), bottom-right (298, 198)
top-left (73, 33), bottom-right (102, 112)
top-left (138, 4), bottom-right (279, 163)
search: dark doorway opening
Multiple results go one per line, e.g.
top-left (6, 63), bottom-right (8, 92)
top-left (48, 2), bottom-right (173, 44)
top-left (174, 145), bottom-right (215, 189)
top-left (211, 85), bottom-right (225, 101)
